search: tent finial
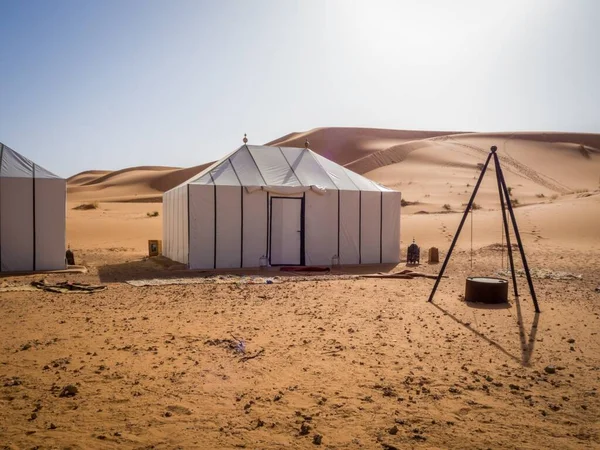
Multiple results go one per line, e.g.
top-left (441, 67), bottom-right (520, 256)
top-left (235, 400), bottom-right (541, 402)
top-left (304, 139), bottom-right (309, 149)
top-left (243, 133), bottom-right (248, 144)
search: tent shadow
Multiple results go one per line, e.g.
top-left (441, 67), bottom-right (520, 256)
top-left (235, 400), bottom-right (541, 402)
top-left (98, 257), bottom-right (190, 283)
top-left (98, 259), bottom-right (399, 284)
top-left (430, 299), bottom-right (540, 367)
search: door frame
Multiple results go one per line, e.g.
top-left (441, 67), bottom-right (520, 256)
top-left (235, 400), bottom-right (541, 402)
top-left (268, 196), bottom-right (305, 266)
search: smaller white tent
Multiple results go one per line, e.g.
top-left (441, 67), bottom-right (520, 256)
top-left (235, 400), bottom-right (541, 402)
top-left (0, 143), bottom-right (66, 272)
top-left (163, 144), bottom-right (401, 269)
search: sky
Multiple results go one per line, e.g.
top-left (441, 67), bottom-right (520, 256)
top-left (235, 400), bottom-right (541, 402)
top-left (1, 0), bottom-right (599, 177)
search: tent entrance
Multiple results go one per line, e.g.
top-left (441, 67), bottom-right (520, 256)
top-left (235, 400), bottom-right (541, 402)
top-left (269, 197), bottom-right (304, 266)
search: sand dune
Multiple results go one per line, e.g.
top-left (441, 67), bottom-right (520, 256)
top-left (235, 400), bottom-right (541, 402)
top-left (267, 127), bottom-right (467, 167)
top-left (68, 163), bottom-right (213, 203)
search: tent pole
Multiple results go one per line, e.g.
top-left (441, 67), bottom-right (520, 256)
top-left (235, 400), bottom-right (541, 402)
top-left (493, 152), bottom-right (540, 313)
top-left (427, 151), bottom-right (493, 303)
top-left (493, 152), bottom-right (518, 298)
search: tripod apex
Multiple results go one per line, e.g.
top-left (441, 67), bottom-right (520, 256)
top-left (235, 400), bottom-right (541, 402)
top-left (490, 145), bottom-right (498, 153)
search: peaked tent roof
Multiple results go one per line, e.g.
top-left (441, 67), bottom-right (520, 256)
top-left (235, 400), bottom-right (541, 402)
top-left (0, 142), bottom-right (62, 179)
top-left (178, 145), bottom-right (394, 192)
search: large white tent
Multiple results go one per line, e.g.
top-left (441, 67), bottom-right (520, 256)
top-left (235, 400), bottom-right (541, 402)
top-left (163, 144), bottom-right (401, 269)
top-left (0, 143), bottom-right (66, 272)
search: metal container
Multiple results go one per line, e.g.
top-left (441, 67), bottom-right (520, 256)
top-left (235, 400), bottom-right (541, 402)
top-left (465, 277), bottom-right (508, 304)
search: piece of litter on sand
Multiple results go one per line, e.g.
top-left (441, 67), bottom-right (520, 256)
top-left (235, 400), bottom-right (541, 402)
top-left (0, 280), bottom-right (107, 294)
top-left (360, 270), bottom-right (446, 280)
top-left (240, 348), bottom-right (265, 362)
top-left (497, 268), bottom-right (582, 281)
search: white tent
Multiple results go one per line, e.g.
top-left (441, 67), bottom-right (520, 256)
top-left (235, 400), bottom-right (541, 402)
top-left (163, 144), bottom-right (401, 269)
top-left (0, 143), bottom-right (66, 272)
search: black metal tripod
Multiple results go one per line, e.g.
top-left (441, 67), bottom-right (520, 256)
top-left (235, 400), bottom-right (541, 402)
top-left (427, 146), bottom-right (540, 313)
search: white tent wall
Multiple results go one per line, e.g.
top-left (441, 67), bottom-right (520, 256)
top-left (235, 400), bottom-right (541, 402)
top-left (35, 178), bottom-right (66, 270)
top-left (242, 189), bottom-right (267, 267)
top-left (164, 189), bottom-right (174, 261)
top-left (162, 184), bottom-right (188, 264)
top-left (360, 191), bottom-right (382, 264)
top-left (176, 185), bottom-right (188, 264)
top-left (188, 184), bottom-right (215, 269)
top-left (305, 190), bottom-right (337, 265)
top-left (381, 191), bottom-right (401, 264)
top-left (0, 177), bottom-right (34, 271)
top-left (338, 190), bottom-right (360, 264)
top-left (215, 185), bottom-right (242, 268)
top-left (181, 185), bottom-right (190, 264)
top-left (162, 190), bottom-right (170, 260)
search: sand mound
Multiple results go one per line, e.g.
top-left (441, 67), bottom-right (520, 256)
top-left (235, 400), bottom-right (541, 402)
top-left (68, 163), bottom-right (213, 203)
top-left (266, 127), bottom-right (467, 167)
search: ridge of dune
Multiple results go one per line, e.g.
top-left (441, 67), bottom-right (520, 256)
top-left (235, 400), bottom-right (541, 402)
top-left (67, 170), bottom-right (112, 186)
top-left (267, 127), bottom-right (469, 167)
top-left (68, 163), bottom-right (213, 203)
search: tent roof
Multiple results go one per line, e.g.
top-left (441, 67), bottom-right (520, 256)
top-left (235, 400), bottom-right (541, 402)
top-left (174, 145), bottom-right (395, 192)
top-left (0, 142), bottom-right (62, 179)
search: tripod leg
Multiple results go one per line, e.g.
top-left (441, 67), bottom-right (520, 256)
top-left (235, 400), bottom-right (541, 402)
top-left (493, 152), bottom-right (540, 313)
top-left (494, 156), bottom-right (519, 298)
top-left (428, 152), bottom-right (493, 303)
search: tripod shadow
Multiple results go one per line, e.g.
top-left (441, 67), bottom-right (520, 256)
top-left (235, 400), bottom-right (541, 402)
top-left (514, 295), bottom-right (540, 366)
top-left (431, 299), bottom-right (540, 366)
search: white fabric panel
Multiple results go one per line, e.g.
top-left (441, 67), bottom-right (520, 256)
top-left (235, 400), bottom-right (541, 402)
top-left (170, 188), bottom-right (178, 261)
top-left (35, 178), bottom-right (66, 270)
top-left (216, 185), bottom-right (242, 268)
top-left (230, 146), bottom-right (266, 186)
top-left (360, 191), bottom-right (382, 264)
top-left (305, 190), bottom-right (337, 265)
top-left (176, 186), bottom-right (183, 263)
top-left (182, 185), bottom-right (189, 264)
top-left (344, 168), bottom-right (381, 191)
top-left (33, 164), bottom-right (61, 179)
top-left (166, 190), bottom-right (173, 260)
top-left (281, 148), bottom-right (337, 189)
top-left (1, 145), bottom-right (33, 177)
top-left (0, 178), bottom-right (34, 271)
top-left (310, 152), bottom-right (358, 190)
top-left (171, 188), bottom-right (177, 261)
top-left (189, 184), bottom-right (215, 269)
top-left (248, 146), bottom-right (301, 186)
top-left (194, 172), bottom-right (214, 185)
top-left (211, 159), bottom-right (241, 186)
top-left (242, 189), bottom-right (268, 267)
top-left (381, 191), bottom-right (401, 263)
top-left (339, 190), bottom-right (360, 265)
top-left (164, 190), bottom-right (171, 260)
top-left (270, 197), bottom-right (302, 265)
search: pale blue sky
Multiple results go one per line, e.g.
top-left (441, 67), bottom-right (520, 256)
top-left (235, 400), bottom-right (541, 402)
top-left (1, 0), bottom-right (599, 177)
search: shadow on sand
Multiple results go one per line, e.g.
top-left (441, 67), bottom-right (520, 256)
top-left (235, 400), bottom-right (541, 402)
top-left (431, 296), bottom-right (540, 367)
top-left (98, 257), bottom-right (398, 284)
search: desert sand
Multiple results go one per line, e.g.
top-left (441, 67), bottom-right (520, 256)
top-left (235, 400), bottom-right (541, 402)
top-left (1, 128), bottom-right (599, 449)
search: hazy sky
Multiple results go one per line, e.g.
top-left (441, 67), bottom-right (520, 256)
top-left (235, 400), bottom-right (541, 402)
top-left (1, 0), bottom-right (599, 177)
